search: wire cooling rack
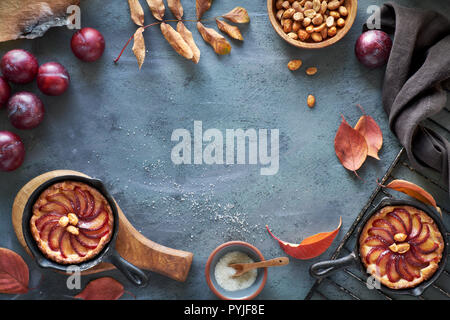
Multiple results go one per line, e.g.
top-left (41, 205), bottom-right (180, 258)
top-left (305, 112), bottom-right (450, 300)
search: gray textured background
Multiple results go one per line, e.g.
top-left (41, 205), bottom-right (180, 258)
top-left (0, 0), bottom-right (448, 300)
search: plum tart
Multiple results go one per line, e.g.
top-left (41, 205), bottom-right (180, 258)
top-left (30, 181), bottom-right (114, 264)
top-left (359, 205), bottom-right (444, 289)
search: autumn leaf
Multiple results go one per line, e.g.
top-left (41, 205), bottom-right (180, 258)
top-left (167, 0), bottom-right (183, 20)
top-left (146, 0), bottom-right (165, 21)
top-left (216, 19), bottom-right (243, 41)
top-left (132, 27), bottom-right (146, 69)
top-left (196, 0), bottom-right (213, 20)
top-left (177, 22), bottom-right (200, 63)
top-left (381, 179), bottom-right (442, 216)
top-left (334, 115), bottom-right (368, 176)
top-left (0, 248), bottom-right (29, 294)
top-left (354, 105), bottom-right (383, 160)
top-left (160, 22), bottom-right (193, 60)
top-left (127, 0), bottom-right (145, 26)
top-left (197, 22), bottom-right (231, 55)
top-left (222, 7), bottom-right (250, 24)
top-left (266, 217), bottom-right (342, 260)
top-left (75, 277), bottom-right (124, 300)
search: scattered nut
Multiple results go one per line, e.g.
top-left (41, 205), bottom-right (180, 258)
top-left (287, 59), bottom-right (302, 70)
top-left (67, 213), bottom-right (79, 226)
top-left (306, 67), bottom-right (318, 75)
top-left (336, 17), bottom-right (345, 28)
top-left (338, 5), bottom-right (348, 17)
top-left (59, 216), bottom-right (69, 227)
top-left (67, 225), bottom-right (80, 236)
top-left (307, 94), bottom-right (315, 108)
top-left (311, 32), bottom-right (322, 42)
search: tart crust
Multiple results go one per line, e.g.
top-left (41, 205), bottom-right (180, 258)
top-left (359, 205), bottom-right (444, 290)
top-left (30, 181), bottom-right (114, 264)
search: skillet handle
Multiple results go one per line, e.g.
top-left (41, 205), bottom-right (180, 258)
top-left (107, 249), bottom-right (149, 287)
top-left (309, 252), bottom-right (357, 279)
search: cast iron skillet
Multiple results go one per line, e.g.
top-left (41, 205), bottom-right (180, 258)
top-left (309, 198), bottom-right (448, 296)
top-left (22, 175), bottom-right (149, 287)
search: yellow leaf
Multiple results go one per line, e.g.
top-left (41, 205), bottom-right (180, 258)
top-left (216, 19), bottom-right (243, 41)
top-left (197, 22), bottom-right (231, 55)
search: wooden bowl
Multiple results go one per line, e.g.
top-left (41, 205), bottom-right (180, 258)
top-left (267, 0), bottom-right (358, 49)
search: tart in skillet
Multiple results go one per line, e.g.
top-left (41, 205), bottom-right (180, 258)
top-left (359, 205), bottom-right (444, 290)
top-left (30, 181), bottom-right (114, 264)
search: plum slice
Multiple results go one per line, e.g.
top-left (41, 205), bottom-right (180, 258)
top-left (35, 213), bottom-right (62, 230)
top-left (84, 191), bottom-right (95, 217)
top-left (75, 187), bottom-right (88, 217)
top-left (48, 225), bottom-right (65, 251)
top-left (387, 212), bottom-right (407, 234)
top-left (368, 227), bottom-right (394, 245)
top-left (60, 231), bottom-right (76, 258)
top-left (396, 255), bottom-right (414, 281)
top-left (81, 222), bottom-right (110, 239)
top-left (409, 224), bottom-right (430, 245)
top-left (62, 189), bottom-right (80, 214)
top-left (409, 246), bottom-right (432, 265)
top-left (39, 202), bottom-right (68, 215)
top-left (46, 193), bottom-right (72, 213)
top-left (75, 232), bottom-right (101, 249)
top-left (416, 239), bottom-right (439, 254)
top-left (78, 210), bottom-right (109, 231)
top-left (365, 247), bottom-right (384, 264)
top-left (393, 209), bottom-right (412, 234)
top-left (372, 219), bottom-right (396, 235)
top-left (408, 214), bottom-right (422, 240)
top-left (365, 235), bottom-right (391, 247)
top-left (386, 255), bottom-right (401, 282)
top-left (70, 235), bottom-right (88, 257)
top-left (39, 220), bottom-right (56, 242)
top-left (376, 250), bottom-right (392, 276)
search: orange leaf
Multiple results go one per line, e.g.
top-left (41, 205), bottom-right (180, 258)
top-left (216, 19), bottom-right (243, 41)
top-left (354, 105), bottom-right (383, 160)
top-left (381, 179), bottom-right (441, 216)
top-left (334, 115), bottom-right (368, 176)
top-left (74, 277), bottom-right (124, 300)
top-left (197, 22), bottom-right (231, 55)
top-left (132, 27), bottom-right (146, 69)
top-left (196, 0), bottom-right (213, 20)
top-left (127, 0), bottom-right (145, 26)
top-left (146, 0), bottom-right (165, 21)
top-left (222, 6), bottom-right (250, 24)
top-left (167, 0), bottom-right (183, 20)
top-left (0, 248), bottom-right (29, 294)
top-left (266, 217), bottom-right (342, 260)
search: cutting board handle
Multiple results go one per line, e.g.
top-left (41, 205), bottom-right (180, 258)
top-left (12, 170), bottom-right (193, 282)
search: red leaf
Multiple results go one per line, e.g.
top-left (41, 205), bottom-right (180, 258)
top-left (0, 248), bottom-right (29, 294)
top-left (381, 179), bottom-right (442, 216)
top-left (354, 105), bottom-right (383, 160)
top-left (334, 115), bottom-right (368, 176)
top-left (266, 217), bottom-right (342, 260)
top-left (75, 277), bottom-right (124, 300)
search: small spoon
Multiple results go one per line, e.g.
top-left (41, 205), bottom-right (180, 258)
top-left (228, 257), bottom-right (289, 278)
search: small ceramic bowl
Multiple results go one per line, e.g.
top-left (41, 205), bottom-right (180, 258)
top-left (267, 0), bottom-right (358, 49)
top-left (205, 241), bottom-right (268, 300)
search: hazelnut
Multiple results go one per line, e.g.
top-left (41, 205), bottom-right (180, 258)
top-left (306, 67), bottom-right (318, 75)
top-left (313, 22), bottom-right (326, 32)
top-left (304, 1), bottom-right (313, 9)
top-left (292, 21), bottom-right (301, 32)
top-left (67, 225), bottom-right (79, 236)
top-left (302, 17), bottom-right (311, 27)
top-left (312, 0), bottom-right (321, 12)
top-left (283, 8), bottom-right (296, 19)
top-left (327, 0), bottom-right (340, 11)
top-left (339, 5), bottom-right (348, 17)
top-left (326, 16), bottom-right (335, 27)
top-left (329, 11), bottom-right (340, 19)
top-left (281, 1), bottom-right (291, 9)
top-left (292, 1), bottom-right (302, 11)
top-left (320, 26), bottom-right (328, 39)
top-left (276, 9), bottom-right (285, 20)
top-left (298, 29), bottom-right (310, 41)
top-left (304, 9), bottom-right (316, 19)
top-left (58, 216), bottom-right (69, 227)
top-left (276, 0), bottom-right (284, 10)
top-left (389, 242), bottom-right (410, 254)
top-left (307, 94), bottom-right (315, 108)
top-left (305, 25), bottom-right (314, 33)
top-left (287, 59), bottom-right (302, 71)
top-left (293, 11), bottom-right (304, 21)
top-left (287, 32), bottom-right (299, 40)
top-left (327, 26), bottom-right (337, 37)
top-left (283, 19), bottom-right (293, 32)
top-left (319, 1), bottom-right (328, 14)
top-left (311, 32), bottom-right (322, 42)
top-left (312, 13), bottom-right (323, 25)
top-left (67, 213), bottom-right (79, 226)
top-left (337, 17), bottom-right (345, 28)
top-left (394, 233), bottom-right (408, 242)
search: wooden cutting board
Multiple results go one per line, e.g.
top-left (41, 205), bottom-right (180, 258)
top-left (11, 170), bottom-right (193, 282)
